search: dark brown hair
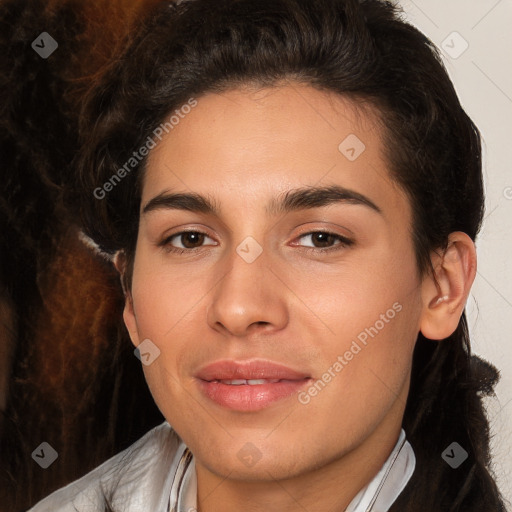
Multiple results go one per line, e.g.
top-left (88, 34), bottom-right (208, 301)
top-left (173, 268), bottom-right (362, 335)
top-left (0, 1), bottom-right (164, 510)
top-left (74, 0), bottom-right (508, 510)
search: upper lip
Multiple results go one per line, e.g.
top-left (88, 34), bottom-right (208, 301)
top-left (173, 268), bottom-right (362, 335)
top-left (196, 359), bottom-right (310, 381)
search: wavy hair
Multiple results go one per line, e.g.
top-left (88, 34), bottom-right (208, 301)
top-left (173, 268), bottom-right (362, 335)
top-left (0, 1), bottom-right (165, 510)
top-left (74, 0), bottom-right (508, 510)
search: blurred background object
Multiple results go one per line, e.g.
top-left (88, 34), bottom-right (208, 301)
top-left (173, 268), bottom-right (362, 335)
top-left (0, 1), bottom-right (164, 510)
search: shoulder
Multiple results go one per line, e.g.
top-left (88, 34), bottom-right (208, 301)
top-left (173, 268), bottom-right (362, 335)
top-left (28, 422), bottom-right (182, 512)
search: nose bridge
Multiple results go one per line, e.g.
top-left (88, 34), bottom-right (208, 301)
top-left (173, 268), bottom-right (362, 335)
top-left (207, 234), bottom-right (287, 336)
top-left (216, 233), bottom-right (269, 308)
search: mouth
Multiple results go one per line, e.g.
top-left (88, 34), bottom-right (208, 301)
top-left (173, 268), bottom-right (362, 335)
top-left (195, 359), bottom-right (312, 411)
top-left (209, 378), bottom-right (293, 385)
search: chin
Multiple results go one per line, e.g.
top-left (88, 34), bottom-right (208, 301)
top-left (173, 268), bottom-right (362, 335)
top-left (196, 442), bottom-right (313, 482)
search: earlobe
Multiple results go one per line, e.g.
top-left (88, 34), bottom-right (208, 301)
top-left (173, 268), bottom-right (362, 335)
top-left (419, 232), bottom-right (477, 340)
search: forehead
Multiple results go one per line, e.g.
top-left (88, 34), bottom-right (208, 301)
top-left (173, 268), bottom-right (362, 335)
top-left (142, 84), bottom-right (409, 222)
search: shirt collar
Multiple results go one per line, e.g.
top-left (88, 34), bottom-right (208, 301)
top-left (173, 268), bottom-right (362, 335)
top-left (345, 428), bottom-right (416, 511)
top-left (170, 428), bottom-right (415, 512)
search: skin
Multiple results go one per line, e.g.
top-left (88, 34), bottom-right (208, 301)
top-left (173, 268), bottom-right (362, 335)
top-left (118, 83), bottom-right (476, 512)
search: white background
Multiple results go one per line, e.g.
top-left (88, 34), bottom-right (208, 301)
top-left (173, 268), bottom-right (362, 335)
top-left (398, 0), bottom-right (512, 507)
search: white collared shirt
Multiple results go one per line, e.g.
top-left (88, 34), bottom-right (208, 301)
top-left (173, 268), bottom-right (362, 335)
top-left (29, 422), bottom-right (415, 512)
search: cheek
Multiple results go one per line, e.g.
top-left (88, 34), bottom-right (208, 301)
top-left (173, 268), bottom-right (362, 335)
top-left (129, 250), bottom-right (210, 389)
top-left (130, 247), bottom-right (190, 342)
top-left (300, 242), bottom-right (419, 347)
top-left (299, 246), bottom-right (420, 397)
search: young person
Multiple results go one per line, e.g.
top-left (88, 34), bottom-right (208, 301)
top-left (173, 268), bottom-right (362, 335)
top-left (29, 0), bottom-right (507, 510)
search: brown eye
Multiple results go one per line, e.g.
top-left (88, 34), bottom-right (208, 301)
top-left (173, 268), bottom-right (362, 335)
top-left (177, 232), bottom-right (206, 249)
top-left (296, 231), bottom-right (354, 251)
top-left (161, 230), bottom-right (215, 253)
top-left (307, 232), bottom-right (336, 248)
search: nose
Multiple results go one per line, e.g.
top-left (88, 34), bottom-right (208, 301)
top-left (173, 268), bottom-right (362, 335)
top-left (206, 246), bottom-right (289, 339)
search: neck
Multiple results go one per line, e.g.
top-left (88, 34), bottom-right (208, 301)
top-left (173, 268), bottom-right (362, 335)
top-left (194, 402), bottom-right (406, 512)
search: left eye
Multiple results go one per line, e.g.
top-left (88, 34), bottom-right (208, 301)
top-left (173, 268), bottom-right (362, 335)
top-left (295, 231), bottom-right (353, 251)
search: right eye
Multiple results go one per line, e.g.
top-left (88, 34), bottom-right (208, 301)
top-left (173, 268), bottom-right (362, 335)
top-left (160, 230), bottom-right (217, 254)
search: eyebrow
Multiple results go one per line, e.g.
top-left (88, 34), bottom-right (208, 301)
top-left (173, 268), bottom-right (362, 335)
top-left (142, 184), bottom-right (382, 217)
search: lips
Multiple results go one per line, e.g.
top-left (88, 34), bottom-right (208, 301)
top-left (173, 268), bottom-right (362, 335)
top-left (195, 359), bottom-right (311, 411)
top-left (212, 378), bottom-right (281, 385)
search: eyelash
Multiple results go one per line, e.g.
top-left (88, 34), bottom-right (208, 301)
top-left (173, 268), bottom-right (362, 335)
top-left (159, 230), bottom-right (354, 255)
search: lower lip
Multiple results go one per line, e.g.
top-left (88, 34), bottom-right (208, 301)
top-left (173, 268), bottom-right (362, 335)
top-left (197, 379), bottom-right (311, 411)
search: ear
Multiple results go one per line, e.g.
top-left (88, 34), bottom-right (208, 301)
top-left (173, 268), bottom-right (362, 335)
top-left (113, 251), bottom-right (140, 347)
top-left (419, 232), bottom-right (477, 340)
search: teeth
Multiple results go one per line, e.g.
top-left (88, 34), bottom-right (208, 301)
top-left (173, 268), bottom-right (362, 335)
top-left (218, 379), bottom-right (281, 385)
top-left (226, 379), bottom-right (247, 385)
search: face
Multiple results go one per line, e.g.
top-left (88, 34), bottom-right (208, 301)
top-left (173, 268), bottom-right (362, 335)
top-left (124, 84), bottom-right (425, 482)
